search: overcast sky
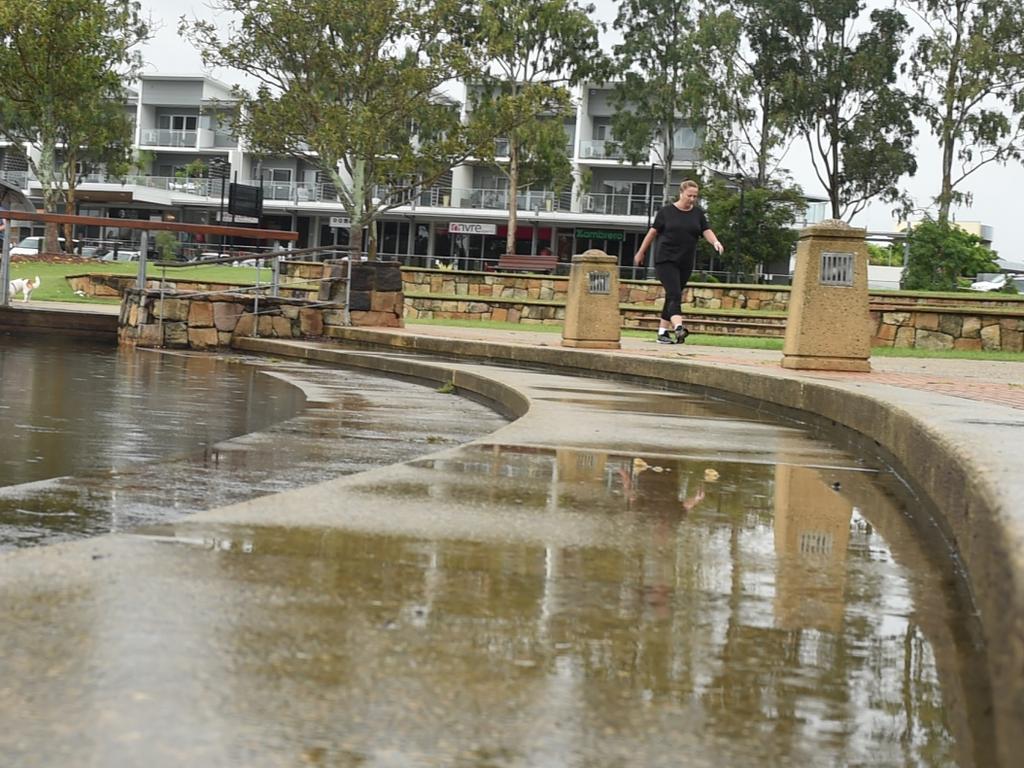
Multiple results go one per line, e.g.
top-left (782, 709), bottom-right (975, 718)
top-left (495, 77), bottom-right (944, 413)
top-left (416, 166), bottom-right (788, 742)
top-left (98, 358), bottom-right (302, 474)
top-left (142, 0), bottom-right (1024, 256)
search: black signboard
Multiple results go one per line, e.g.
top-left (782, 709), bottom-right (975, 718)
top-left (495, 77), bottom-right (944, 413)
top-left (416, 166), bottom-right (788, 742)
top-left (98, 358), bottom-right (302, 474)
top-left (228, 182), bottom-right (263, 218)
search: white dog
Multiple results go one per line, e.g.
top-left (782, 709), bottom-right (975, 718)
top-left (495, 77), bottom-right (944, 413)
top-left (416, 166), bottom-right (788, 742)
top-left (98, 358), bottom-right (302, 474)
top-left (8, 275), bottom-right (40, 302)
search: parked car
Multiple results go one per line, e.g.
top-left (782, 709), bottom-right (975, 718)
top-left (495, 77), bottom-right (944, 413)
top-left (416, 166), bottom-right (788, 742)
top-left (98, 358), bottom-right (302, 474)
top-left (9, 236), bottom-right (72, 256)
top-left (98, 248), bottom-right (140, 262)
top-left (969, 274), bottom-right (1007, 292)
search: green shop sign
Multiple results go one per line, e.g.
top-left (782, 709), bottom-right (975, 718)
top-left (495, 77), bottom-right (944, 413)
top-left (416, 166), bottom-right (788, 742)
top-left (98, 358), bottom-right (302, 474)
top-left (575, 228), bottom-right (624, 242)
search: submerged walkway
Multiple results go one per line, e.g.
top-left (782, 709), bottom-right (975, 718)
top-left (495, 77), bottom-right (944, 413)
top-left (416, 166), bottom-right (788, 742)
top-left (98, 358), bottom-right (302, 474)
top-left (1, 317), bottom-right (1023, 767)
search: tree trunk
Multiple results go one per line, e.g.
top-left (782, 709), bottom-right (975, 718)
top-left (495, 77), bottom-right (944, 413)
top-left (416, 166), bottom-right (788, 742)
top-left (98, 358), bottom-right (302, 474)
top-left (505, 139), bottom-right (519, 256)
top-left (36, 135), bottom-right (62, 253)
top-left (63, 165), bottom-right (77, 254)
top-left (347, 161), bottom-right (366, 259)
top-left (662, 126), bottom-right (675, 206)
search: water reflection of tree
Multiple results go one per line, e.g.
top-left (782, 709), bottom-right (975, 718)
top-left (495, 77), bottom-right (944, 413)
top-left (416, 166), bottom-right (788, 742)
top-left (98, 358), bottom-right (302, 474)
top-left (188, 449), bottom-right (984, 764)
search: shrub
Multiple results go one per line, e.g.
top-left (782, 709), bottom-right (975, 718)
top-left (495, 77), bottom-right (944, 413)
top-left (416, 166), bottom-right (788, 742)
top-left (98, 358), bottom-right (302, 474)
top-left (900, 220), bottom-right (998, 291)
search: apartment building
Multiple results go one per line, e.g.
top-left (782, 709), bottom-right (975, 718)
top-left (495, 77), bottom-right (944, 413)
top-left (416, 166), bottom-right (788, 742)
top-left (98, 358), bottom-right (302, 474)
top-left (1, 74), bottom-right (826, 268)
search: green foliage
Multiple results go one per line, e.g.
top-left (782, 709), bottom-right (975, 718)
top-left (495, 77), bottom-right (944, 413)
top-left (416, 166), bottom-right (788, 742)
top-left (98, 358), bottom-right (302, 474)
top-left (471, 0), bottom-right (600, 253)
top-left (788, 1), bottom-right (917, 220)
top-left (153, 231), bottom-right (179, 260)
top-left (178, 159), bottom-right (207, 179)
top-left (867, 242), bottom-right (902, 267)
top-left (705, 0), bottom-right (806, 186)
top-left (185, 0), bottom-right (500, 257)
top-left (906, 1), bottom-right (1024, 225)
top-left (606, 1), bottom-right (741, 200)
top-left (900, 220), bottom-right (999, 291)
top-left (696, 178), bottom-right (804, 278)
top-left (0, 0), bottom-right (148, 249)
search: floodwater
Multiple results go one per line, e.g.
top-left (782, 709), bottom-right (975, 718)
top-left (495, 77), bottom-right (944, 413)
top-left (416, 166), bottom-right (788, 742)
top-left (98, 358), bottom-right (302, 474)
top-left (0, 336), bottom-right (508, 548)
top-left (0, 341), bottom-right (995, 767)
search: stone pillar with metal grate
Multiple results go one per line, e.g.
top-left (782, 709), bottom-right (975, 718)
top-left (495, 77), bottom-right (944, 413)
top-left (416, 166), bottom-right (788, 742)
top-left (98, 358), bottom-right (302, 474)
top-left (562, 249), bottom-right (620, 349)
top-left (782, 220), bottom-right (871, 372)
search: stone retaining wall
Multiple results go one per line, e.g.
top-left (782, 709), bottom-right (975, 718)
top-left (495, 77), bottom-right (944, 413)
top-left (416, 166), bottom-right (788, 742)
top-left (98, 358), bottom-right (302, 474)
top-left (117, 260), bottom-right (404, 349)
top-left (401, 267), bottom-right (792, 312)
top-left (872, 307), bottom-right (1024, 352)
top-left (78, 264), bottom-right (1024, 351)
top-left (402, 267), bottom-right (1024, 351)
top-left (117, 290), bottom-right (341, 349)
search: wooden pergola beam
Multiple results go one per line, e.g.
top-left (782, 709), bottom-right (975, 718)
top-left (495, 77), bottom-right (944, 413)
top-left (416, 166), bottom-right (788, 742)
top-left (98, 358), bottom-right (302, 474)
top-left (0, 210), bottom-right (298, 241)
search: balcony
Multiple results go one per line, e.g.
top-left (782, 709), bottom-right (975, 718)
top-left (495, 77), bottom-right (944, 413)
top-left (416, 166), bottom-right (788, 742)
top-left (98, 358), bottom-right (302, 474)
top-left (259, 181), bottom-right (333, 202)
top-left (140, 129), bottom-right (198, 148)
top-left (212, 129), bottom-right (237, 148)
top-left (580, 193), bottom-right (658, 217)
top-left (578, 140), bottom-right (626, 161)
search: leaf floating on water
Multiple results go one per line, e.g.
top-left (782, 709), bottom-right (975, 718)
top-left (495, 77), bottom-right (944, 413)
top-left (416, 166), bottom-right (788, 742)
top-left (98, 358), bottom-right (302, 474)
top-left (703, 468), bottom-right (720, 482)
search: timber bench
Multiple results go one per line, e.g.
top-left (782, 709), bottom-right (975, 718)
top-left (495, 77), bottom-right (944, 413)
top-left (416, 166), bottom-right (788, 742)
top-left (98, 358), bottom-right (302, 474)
top-left (492, 252), bottom-right (560, 273)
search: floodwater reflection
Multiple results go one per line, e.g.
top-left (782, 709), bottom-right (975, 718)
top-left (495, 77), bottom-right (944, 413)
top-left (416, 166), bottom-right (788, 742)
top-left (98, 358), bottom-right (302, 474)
top-left (0, 345), bottom-right (993, 766)
top-left (0, 337), bottom-right (507, 549)
top-left (15, 442), bottom-right (980, 767)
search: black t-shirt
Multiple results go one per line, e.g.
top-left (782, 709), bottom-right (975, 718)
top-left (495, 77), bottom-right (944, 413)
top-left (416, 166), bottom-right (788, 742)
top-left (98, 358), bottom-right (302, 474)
top-left (652, 203), bottom-right (709, 263)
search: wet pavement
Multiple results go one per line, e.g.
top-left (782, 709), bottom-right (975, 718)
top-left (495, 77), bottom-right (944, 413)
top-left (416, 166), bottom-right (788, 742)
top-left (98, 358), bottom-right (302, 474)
top-left (0, 349), bottom-right (995, 767)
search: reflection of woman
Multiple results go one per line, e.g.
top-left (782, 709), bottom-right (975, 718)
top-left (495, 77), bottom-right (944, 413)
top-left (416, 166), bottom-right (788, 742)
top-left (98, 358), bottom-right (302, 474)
top-left (617, 458), bottom-right (706, 514)
top-left (681, 485), bottom-right (705, 512)
top-left (633, 180), bottom-right (724, 345)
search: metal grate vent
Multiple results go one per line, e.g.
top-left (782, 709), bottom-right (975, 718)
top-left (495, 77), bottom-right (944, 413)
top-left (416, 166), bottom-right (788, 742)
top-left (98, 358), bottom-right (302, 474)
top-left (587, 271), bottom-right (611, 294)
top-left (820, 252), bottom-right (854, 286)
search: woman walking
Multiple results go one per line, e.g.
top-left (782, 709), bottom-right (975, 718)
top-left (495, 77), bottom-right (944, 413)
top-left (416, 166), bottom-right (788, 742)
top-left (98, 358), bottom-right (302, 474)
top-left (633, 180), bottom-right (724, 344)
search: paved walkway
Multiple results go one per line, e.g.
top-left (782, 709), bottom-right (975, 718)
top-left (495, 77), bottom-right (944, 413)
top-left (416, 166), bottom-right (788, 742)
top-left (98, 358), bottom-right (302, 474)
top-left (397, 323), bottom-right (1024, 410)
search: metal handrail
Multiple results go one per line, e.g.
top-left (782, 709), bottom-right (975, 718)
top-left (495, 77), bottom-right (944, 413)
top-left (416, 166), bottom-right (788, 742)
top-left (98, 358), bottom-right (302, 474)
top-left (147, 245), bottom-right (356, 337)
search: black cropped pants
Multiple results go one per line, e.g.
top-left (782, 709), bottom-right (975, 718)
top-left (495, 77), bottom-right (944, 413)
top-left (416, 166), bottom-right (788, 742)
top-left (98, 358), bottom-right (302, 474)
top-left (655, 256), bottom-right (695, 321)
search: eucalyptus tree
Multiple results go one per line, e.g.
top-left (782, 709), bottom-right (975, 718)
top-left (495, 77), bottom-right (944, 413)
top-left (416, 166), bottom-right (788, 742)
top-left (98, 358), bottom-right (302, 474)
top-left (0, 0), bottom-right (148, 251)
top-left (789, 0), bottom-right (917, 220)
top-left (605, 0), bottom-right (741, 203)
top-left (471, 0), bottom-right (600, 256)
top-left (186, 0), bottom-right (504, 258)
top-left (905, 0), bottom-right (1024, 226)
top-left (711, 0), bottom-right (807, 188)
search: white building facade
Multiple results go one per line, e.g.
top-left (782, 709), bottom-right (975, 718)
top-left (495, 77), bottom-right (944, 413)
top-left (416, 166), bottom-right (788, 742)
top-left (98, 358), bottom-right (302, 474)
top-left (1, 74), bottom-right (826, 271)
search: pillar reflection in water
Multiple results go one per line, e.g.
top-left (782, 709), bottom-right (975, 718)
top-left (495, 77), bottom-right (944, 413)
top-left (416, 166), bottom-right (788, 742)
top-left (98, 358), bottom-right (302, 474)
top-left (772, 464), bottom-right (852, 632)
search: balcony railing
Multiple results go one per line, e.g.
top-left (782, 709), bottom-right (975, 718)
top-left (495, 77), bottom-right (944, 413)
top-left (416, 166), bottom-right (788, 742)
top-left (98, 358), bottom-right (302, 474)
top-left (578, 140), bottom-right (626, 160)
top-left (580, 193), bottom-right (660, 217)
top-left (408, 187), bottom-right (570, 213)
top-left (212, 130), bottom-right (238, 148)
top-left (258, 180), bottom-right (333, 202)
top-left (140, 129), bottom-right (198, 148)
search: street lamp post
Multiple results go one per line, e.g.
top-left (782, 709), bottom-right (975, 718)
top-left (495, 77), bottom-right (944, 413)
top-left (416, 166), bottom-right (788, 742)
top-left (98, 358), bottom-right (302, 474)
top-left (733, 173), bottom-right (746, 284)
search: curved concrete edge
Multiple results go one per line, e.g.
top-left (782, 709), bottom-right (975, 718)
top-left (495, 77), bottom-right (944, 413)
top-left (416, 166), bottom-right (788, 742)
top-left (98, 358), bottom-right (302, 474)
top-left (293, 326), bottom-right (1024, 767)
top-left (234, 337), bottom-right (531, 423)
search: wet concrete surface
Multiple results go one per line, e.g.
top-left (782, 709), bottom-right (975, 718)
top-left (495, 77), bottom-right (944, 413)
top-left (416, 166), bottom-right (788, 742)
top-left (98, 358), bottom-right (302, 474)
top-left (0, 350), bottom-right (995, 767)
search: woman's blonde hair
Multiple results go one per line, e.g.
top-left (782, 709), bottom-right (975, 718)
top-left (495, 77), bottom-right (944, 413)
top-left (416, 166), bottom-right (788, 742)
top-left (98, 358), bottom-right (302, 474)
top-left (679, 179), bottom-right (699, 193)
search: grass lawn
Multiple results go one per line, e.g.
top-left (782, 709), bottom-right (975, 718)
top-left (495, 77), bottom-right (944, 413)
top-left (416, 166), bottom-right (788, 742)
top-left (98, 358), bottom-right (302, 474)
top-left (5, 259), bottom-right (271, 305)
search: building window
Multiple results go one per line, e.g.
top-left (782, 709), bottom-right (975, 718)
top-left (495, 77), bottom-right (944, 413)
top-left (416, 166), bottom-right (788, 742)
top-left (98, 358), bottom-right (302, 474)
top-left (157, 115), bottom-right (198, 132)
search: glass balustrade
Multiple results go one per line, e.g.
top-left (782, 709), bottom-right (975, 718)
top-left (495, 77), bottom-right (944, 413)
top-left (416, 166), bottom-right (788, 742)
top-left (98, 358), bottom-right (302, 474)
top-left (139, 129), bottom-right (199, 148)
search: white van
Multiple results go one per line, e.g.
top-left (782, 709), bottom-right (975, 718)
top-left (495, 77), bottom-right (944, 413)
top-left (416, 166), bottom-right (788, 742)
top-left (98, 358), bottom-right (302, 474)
top-left (9, 236), bottom-right (71, 256)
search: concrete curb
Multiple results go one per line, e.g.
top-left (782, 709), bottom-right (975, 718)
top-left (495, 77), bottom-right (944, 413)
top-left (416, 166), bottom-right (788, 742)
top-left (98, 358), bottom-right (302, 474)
top-left (260, 326), bottom-right (1024, 768)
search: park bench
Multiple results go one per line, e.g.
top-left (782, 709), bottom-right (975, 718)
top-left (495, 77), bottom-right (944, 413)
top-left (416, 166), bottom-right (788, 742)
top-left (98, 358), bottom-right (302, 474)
top-left (493, 252), bottom-right (559, 274)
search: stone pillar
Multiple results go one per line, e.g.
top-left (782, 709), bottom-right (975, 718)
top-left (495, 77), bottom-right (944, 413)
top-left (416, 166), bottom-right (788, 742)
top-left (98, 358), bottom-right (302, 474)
top-left (782, 220), bottom-right (871, 372)
top-left (562, 249), bottom-right (620, 349)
